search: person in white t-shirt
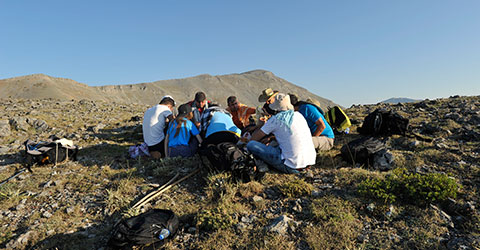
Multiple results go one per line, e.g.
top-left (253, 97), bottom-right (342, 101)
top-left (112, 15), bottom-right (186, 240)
top-left (142, 96), bottom-right (175, 159)
top-left (246, 93), bottom-right (316, 174)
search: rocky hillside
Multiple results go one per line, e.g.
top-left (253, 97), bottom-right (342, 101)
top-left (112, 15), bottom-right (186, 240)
top-left (0, 70), bottom-right (337, 109)
top-left (0, 95), bottom-right (478, 249)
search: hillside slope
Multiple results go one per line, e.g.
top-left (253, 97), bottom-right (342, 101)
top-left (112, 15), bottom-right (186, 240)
top-left (0, 70), bottom-right (337, 109)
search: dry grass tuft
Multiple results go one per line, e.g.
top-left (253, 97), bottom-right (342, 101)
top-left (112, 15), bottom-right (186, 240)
top-left (305, 195), bottom-right (362, 250)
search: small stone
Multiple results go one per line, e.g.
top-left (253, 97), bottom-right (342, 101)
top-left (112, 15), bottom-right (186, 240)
top-left (42, 211), bottom-right (53, 218)
top-left (15, 203), bottom-right (25, 211)
top-left (235, 222), bottom-right (247, 231)
top-left (26, 191), bottom-right (37, 196)
top-left (386, 205), bottom-right (395, 217)
top-left (47, 230), bottom-right (55, 235)
top-left (312, 190), bottom-right (322, 197)
top-left (41, 180), bottom-right (55, 188)
top-left (0, 120), bottom-right (11, 137)
top-left (252, 195), bottom-right (263, 203)
top-left (357, 234), bottom-right (369, 242)
top-left (65, 207), bottom-right (75, 214)
top-left (305, 171), bottom-right (314, 178)
top-left (241, 215), bottom-right (255, 224)
top-left (292, 199), bottom-right (303, 213)
top-left (16, 174), bottom-right (28, 181)
top-left (367, 203), bottom-right (375, 212)
top-left (187, 227), bottom-right (196, 234)
top-left (319, 184), bottom-right (333, 189)
top-left (7, 230), bottom-right (34, 249)
top-left (431, 204), bottom-right (454, 228)
top-left (266, 215), bottom-right (293, 234)
top-left (409, 140), bottom-right (421, 148)
top-left (32, 119), bottom-right (48, 132)
top-left (9, 117), bottom-right (30, 131)
top-left (0, 146), bottom-right (9, 154)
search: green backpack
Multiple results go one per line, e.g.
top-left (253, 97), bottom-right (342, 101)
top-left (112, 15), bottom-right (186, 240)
top-left (325, 106), bottom-right (351, 132)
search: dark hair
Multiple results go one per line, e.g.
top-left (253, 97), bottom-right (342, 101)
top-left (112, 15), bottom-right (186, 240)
top-left (263, 103), bottom-right (276, 115)
top-left (160, 97), bottom-right (175, 106)
top-left (194, 92), bottom-right (206, 102)
top-left (227, 96), bottom-right (237, 105)
top-left (289, 94), bottom-right (298, 106)
top-left (172, 113), bottom-right (189, 138)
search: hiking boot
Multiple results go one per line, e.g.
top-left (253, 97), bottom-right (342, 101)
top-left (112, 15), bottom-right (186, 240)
top-left (254, 159), bottom-right (269, 173)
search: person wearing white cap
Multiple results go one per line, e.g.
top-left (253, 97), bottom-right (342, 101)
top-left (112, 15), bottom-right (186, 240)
top-left (247, 93), bottom-right (316, 174)
top-left (142, 95), bottom-right (175, 159)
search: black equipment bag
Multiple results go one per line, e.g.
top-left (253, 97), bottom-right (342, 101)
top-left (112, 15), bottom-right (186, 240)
top-left (24, 138), bottom-right (78, 166)
top-left (340, 137), bottom-right (386, 165)
top-left (108, 209), bottom-right (179, 248)
top-left (203, 142), bottom-right (261, 182)
top-left (358, 108), bottom-right (409, 136)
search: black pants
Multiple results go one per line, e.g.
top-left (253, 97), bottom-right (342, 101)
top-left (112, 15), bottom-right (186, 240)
top-left (203, 132), bottom-right (239, 146)
top-left (147, 139), bottom-right (165, 158)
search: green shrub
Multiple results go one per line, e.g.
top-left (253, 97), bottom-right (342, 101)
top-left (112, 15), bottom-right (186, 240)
top-left (358, 168), bottom-right (459, 205)
top-left (278, 178), bottom-right (313, 198)
top-left (196, 207), bottom-right (236, 231)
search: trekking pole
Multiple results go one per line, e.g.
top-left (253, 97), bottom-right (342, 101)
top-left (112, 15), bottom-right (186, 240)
top-left (132, 172), bottom-right (180, 209)
top-left (133, 167), bottom-right (201, 209)
top-left (0, 165), bottom-right (33, 187)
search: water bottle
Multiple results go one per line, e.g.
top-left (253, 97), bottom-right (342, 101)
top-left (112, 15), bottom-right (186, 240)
top-left (158, 228), bottom-right (170, 240)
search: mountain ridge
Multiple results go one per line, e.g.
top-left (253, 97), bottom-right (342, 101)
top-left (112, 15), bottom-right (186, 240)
top-left (0, 70), bottom-right (337, 109)
top-left (381, 97), bottom-right (421, 104)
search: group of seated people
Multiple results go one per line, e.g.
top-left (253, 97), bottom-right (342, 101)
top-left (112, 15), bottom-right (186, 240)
top-left (142, 89), bottom-right (335, 174)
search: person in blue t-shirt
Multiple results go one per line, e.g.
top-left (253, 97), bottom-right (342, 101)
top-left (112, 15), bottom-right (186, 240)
top-left (200, 105), bottom-right (241, 146)
top-left (165, 103), bottom-right (203, 157)
top-left (294, 102), bottom-right (334, 151)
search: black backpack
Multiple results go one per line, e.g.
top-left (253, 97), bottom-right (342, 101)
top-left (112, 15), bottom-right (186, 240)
top-left (24, 138), bottom-right (78, 166)
top-left (358, 108), bottom-right (409, 136)
top-left (340, 137), bottom-right (387, 166)
top-left (203, 142), bottom-right (262, 182)
top-left (108, 209), bottom-right (179, 248)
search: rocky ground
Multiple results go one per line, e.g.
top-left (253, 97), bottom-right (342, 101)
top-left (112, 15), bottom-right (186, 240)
top-left (0, 96), bottom-right (479, 249)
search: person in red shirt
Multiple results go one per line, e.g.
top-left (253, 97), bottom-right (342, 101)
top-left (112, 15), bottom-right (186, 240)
top-left (188, 91), bottom-right (212, 127)
top-left (226, 96), bottom-right (256, 130)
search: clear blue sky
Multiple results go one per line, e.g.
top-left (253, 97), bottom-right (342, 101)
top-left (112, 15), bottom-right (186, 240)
top-left (1, 1), bottom-right (479, 107)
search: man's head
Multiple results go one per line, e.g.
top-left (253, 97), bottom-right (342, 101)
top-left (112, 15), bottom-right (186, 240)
top-left (160, 95), bottom-right (176, 110)
top-left (258, 88), bottom-right (279, 103)
top-left (177, 103), bottom-right (194, 118)
top-left (288, 93), bottom-right (299, 106)
top-left (269, 93), bottom-right (294, 112)
top-left (227, 96), bottom-right (240, 111)
top-left (194, 91), bottom-right (207, 108)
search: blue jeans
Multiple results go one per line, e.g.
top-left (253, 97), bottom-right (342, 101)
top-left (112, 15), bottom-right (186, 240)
top-left (246, 141), bottom-right (299, 174)
top-left (168, 138), bottom-right (198, 158)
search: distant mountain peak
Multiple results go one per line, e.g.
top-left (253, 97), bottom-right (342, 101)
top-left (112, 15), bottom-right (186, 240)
top-left (381, 97), bottom-right (421, 104)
